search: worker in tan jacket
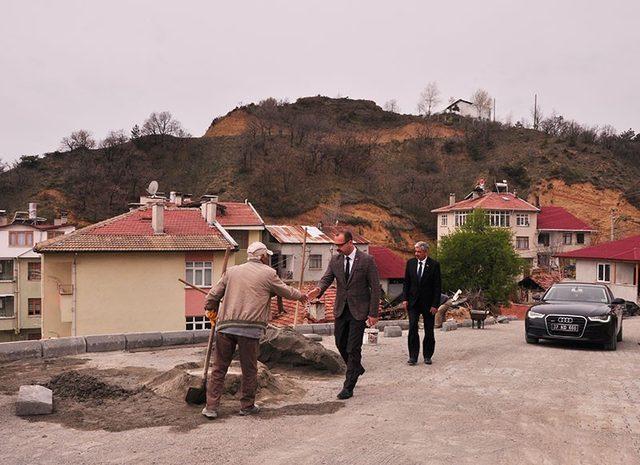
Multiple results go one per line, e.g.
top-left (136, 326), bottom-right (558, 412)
top-left (201, 241), bottom-right (307, 419)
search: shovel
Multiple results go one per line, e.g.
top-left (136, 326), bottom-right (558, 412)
top-left (184, 247), bottom-right (231, 405)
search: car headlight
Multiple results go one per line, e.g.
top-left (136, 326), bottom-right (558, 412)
top-left (527, 310), bottom-right (545, 319)
top-left (588, 314), bottom-right (611, 323)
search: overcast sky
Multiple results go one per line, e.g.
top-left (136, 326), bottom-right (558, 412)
top-left (1, 0), bottom-right (638, 161)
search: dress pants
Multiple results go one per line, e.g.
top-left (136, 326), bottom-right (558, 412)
top-left (408, 305), bottom-right (435, 361)
top-left (334, 304), bottom-right (366, 390)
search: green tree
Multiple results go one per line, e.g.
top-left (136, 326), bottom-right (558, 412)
top-left (437, 209), bottom-right (522, 309)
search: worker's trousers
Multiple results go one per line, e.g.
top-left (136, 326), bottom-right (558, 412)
top-left (206, 332), bottom-right (260, 410)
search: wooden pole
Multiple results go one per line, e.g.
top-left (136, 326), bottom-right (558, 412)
top-left (293, 227), bottom-right (308, 327)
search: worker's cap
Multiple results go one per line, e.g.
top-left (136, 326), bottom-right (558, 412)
top-left (247, 241), bottom-right (273, 257)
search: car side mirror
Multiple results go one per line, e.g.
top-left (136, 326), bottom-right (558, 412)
top-left (611, 298), bottom-right (625, 305)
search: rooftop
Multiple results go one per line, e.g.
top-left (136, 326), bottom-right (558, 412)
top-left (431, 192), bottom-right (539, 213)
top-left (556, 234), bottom-right (640, 263)
top-left (537, 206), bottom-right (594, 232)
top-left (266, 225), bottom-right (333, 244)
top-left (216, 202), bottom-right (264, 228)
top-left (369, 246), bottom-right (405, 280)
top-left (35, 207), bottom-right (235, 253)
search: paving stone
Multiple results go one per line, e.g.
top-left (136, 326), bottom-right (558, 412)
top-left (312, 323), bottom-right (334, 335)
top-left (41, 337), bottom-right (86, 358)
top-left (441, 320), bottom-right (458, 331)
top-left (0, 340), bottom-right (42, 363)
top-left (496, 316), bottom-right (510, 324)
top-left (192, 330), bottom-right (211, 343)
top-left (293, 324), bottom-right (314, 334)
top-left (459, 319), bottom-right (473, 328)
top-left (506, 315), bottom-right (519, 321)
top-left (161, 331), bottom-right (194, 346)
top-left (85, 334), bottom-right (126, 352)
top-left (303, 333), bottom-right (323, 342)
top-left (124, 332), bottom-right (162, 350)
top-left (383, 325), bottom-right (402, 337)
top-left (377, 320), bottom-right (409, 330)
top-left (16, 385), bottom-right (53, 416)
top-left (485, 316), bottom-right (496, 325)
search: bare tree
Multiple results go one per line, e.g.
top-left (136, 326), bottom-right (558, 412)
top-left (60, 129), bottom-right (96, 151)
top-left (100, 129), bottom-right (129, 149)
top-left (384, 99), bottom-right (400, 113)
top-left (471, 89), bottom-right (492, 120)
top-left (417, 82), bottom-right (440, 116)
top-left (141, 111), bottom-right (191, 137)
top-left (130, 124), bottom-right (141, 139)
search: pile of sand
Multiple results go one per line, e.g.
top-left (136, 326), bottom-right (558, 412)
top-left (45, 371), bottom-right (140, 402)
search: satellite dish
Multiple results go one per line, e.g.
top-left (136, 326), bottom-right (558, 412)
top-left (147, 181), bottom-right (159, 197)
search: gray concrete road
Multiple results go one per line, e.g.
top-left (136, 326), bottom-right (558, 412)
top-left (2, 319), bottom-right (640, 465)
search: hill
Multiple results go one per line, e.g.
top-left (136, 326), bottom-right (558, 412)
top-left (1, 96), bottom-right (639, 251)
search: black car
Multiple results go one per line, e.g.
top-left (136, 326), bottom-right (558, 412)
top-left (525, 282), bottom-right (624, 350)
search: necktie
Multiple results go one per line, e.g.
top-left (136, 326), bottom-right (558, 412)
top-left (345, 256), bottom-right (351, 282)
top-left (418, 261), bottom-right (423, 280)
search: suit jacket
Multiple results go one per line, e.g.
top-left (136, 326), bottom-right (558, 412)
top-left (402, 256), bottom-right (442, 311)
top-left (316, 249), bottom-right (381, 321)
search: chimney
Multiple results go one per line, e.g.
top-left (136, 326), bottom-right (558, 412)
top-left (169, 191), bottom-right (177, 204)
top-left (201, 195), bottom-right (219, 224)
top-left (28, 202), bottom-right (37, 220)
top-left (317, 221), bottom-right (324, 230)
top-left (449, 193), bottom-right (456, 206)
top-left (54, 210), bottom-right (68, 226)
top-left (152, 203), bottom-right (164, 234)
top-left (0, 210), bottom-right (7, 227)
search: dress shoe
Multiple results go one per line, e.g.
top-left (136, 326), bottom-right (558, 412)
top-left (238, 405), bottom-right (261, 416)
top-left (337, 388), bottom-right (353, 400)
top-left (407, 359), bottom-right (417, 365)
top-left (357, 366), bottom-right (366, 376)
top-left (424, 358), bottom-right (432, 365)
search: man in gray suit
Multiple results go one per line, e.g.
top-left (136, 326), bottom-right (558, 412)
top-left (308, 231), bottom-right (381, 399)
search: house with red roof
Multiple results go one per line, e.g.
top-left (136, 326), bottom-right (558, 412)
top-left (369, 246), bottom-right (405, 298)
top-left (35, 197), bottom-right (238, 338)
top-left (556, 235), bottom-right (640, 303)
top-left (536, 206), bottom-right (596, 269)
top-left (432, 180), bottom-right (540, 268)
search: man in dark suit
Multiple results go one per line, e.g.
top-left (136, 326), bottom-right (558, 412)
top-left (308, 231), bottom-right (381, 399)
top-left (403, 241), bottom-right (442, 365)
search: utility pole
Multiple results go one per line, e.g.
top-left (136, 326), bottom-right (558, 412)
top-left (493, 98), bottom-right (496, 122)
top-left (533, 94), bottom-right (538, 130)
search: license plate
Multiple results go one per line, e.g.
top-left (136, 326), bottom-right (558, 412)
top-left (551, 323), bottom-right (579, 332)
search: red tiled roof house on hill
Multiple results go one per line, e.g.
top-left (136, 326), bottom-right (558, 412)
top-left (35, 198), bottom-right (238, 338)
top-left (557, 235), bottom-right (640, 304)
top-left (369, 246), bottom-right (405, 299)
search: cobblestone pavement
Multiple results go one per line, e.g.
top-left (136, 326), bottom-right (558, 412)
top-left (2, 319), bottom-right (640, 465)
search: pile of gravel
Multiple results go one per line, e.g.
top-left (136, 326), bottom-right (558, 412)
top-left (45, 371), bottom-right (139, 402)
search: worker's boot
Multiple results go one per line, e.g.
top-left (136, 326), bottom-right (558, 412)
top-left (239, 405), bottom-right (260, 416)
top-left (201, 407), bottom-right (218, 419)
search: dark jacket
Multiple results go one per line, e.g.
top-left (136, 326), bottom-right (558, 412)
top-left (402, 256), bottom-right (442, 310)
top-left (316, 249), bottom-right (381, 321)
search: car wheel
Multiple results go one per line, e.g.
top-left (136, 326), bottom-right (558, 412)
top-left (604, 331), bottom-right (617, 351)
top-left (525, 335), bottom-right (539, 344)
top-left (617, 323), bottom-right (623, 342)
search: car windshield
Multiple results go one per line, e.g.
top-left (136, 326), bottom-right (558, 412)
top-left (544, 285), bottom-right (609, 304)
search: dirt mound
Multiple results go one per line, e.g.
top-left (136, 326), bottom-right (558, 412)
top-left (259, 328), bottom-right (345, 374)
top-left (45, 371), bottom-right (140, 402)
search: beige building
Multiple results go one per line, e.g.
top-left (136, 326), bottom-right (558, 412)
top-left (0, 205), bottom-right (74, 342)
top-left (35, 198), bottom-right (237, 338)
top-left (432, 183), bottom-right (540, 268)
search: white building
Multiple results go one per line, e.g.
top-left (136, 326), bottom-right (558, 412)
top-left (557, 235), bottom-right (640, 303)
top-left (0, 204), bottom-right (75, 341)
top-left (265, 225), bottom-right (369, 282)
top-left (443, 98), bottom-right (491, 120)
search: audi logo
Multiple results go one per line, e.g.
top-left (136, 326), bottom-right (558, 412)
top-left (557, 317), bottom-right (574, 323)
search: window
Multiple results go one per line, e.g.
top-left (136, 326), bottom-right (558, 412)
top-left (229, 230), bottom-right (249, 249)
top-left (47, 230), bottom-right (64, 240)
top-left (28, 262), bottom-right (41, 281)
top-left (538, 233), bottom-right (550, 246)
top-left (516, 237), bottom-right (529, 250)
top-left (516, 213), bottom-right (530, 227)
top-left (488, 211), bottom-right (510, 227)
top-left (0, 296), bottom-right (14, 318)
top-left (597, 263), bottom-right (611, 283)
top-left (186, 316), bottom-right (211, 331)
top-left (563, 233), bottom-right (572, 245)
top-left (9, 231), bottom-right (33, 247)
top-left (309, 254), bottom-right (322, 270)
top-left (440, 215), bottom-right (448, 227)
top-left (185, 261), bottom-right (213, 287)
top-left (454, 212), bottom-right (468, 227)
top-left (576, 233), bottom-right (585, 244)
top-left (28, 298), bottom-right (41, 317)
top-left (0, 260), bottom-right (13, 281)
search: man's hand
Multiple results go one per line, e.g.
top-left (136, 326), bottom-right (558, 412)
top-left (430, 306), bottom-right (438, 315)
top-left (307, 287), bottom-right (321, 300)
top-left (403, 301), bottom-right (408, 311)
top-left (299, 294), bottom-right (309, 305)
top-left (367, 316), bottom-right (379, 327)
